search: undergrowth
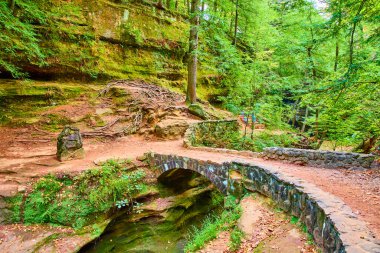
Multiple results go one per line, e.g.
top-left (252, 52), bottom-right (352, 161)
top-left (195, 129), bottom-right (300, 152)
top-left (8, 159), bottom-right (146, 229)
top-left (184, 196), bottom-right (242, 252)
top-left (290, 216), bottom-right (315, 246)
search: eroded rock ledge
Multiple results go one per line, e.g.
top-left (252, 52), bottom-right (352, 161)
top-left (146, 153), bottom-right (380, 253)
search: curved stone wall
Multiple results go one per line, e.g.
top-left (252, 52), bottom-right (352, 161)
top-left (262, 147), bottom-right (376, 169)
top-left (146, 152), bottom-right (380, 253)
top-left (183, 119), bottom-right (257, 157)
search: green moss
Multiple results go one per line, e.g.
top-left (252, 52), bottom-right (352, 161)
top-left (0, 80), bottom-right (97, 127)
top-left (40, 114), bottom-right (73, 131)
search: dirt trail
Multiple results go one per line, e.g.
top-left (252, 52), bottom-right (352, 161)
top-left (237, 196), bottom-right (316, 253)
top-left (198, 196), bottom-right (316, 253)
top-left (0, 132), bottom-right (379, 239)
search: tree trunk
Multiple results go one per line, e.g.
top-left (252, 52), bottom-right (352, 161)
top-left (315, 108), bottom-right (319, 138)
top-left (166, 0), bottom-right (171, 9)
top-left (334, 41), bottom-right (339, 72)
top-left (186, 0), bottom-right (190, 14)
top-left (175, 0), bottom-right (178, 10)
top-left (307, 10), bottom-right (316, 81)
top-left (334, 5), bottom-right (341, 72)
top-left (157, 0), bottom-right (164, 9)
top-left (8, 0), bottom-right (15, 12)
top-left (301, 106), bottom-right (309, 133)
top-left (187, 0), bottom-right (199, 104)
top-left (349, 0), bottom-right (367, 67)
top-left (233, 0), bottom-right (239, 45)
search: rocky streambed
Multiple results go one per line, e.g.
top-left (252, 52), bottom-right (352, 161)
top-left (80, 169), bottom-right (223, 253)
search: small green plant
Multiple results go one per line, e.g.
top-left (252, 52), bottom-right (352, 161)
top-left (290, 215), bottom-right (315, 246)
top-left (229, 227), bottom-right (244, 251)
top-left (290, 215), bottom-right (299, 224)
top-left (184, 196), bottom-right (242, 252)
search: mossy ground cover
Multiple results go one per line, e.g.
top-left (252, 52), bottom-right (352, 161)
top-left (7, 159), bottom-right (146, 229)
top-left (0, 80), bottom-right (98, 127)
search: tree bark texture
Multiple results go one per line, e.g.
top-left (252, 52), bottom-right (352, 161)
top-left (187, 0), bottom-right (199, 104)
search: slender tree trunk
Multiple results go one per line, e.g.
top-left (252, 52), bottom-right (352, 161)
top-left (315, 108), bottom-right (319, 138)
top-left (349, 0), bottom-right (367, 67)
top-left (334, 5), bottom-right (341, 72)
top-left (186, 0), bottom-right (190, 14)
top-left (334, 41), bottom-right (339, 72)
top-left (175, 0), bottom-right (179, 10)
top-left (166, 0), bottom-right (171, 9)
top-left (292, 100), bottom-right (299, 127)
top-left (213, 0), bottom-right (217, 12)
top-left (157, 0), bottom-right (164, 9)
top-left (307, 9), bottom-right (316, 81)
top-left (8, 0), bottom-right (15, 12)
top-left (201, 0), bottom-right (205, 12)
top-left (233, 0), bottom-right (239, 45)
top-left (229, 11), bottom-right (234, 35)
top-left (187, 0), bottom-right (199, 104)
top-left (301, 107), bottom-right (309, 133)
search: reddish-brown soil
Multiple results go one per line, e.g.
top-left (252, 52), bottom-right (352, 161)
top-left (0, 80), bottom-right (379, 251)
top-left (0, 129), bottom-right (379, 239)
top-left (199, 196), bottom-right (317, 253)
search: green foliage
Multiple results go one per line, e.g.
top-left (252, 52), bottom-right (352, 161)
top-left (184, 196), bottom-right (242, 252)
top-left (290, 215), bottom-right (315, 246)
top-left (194, 127), bottom-right (300, 152)
top-left (197, 0), bottom-right (379, 151)
top-left (0, 1), bottom-right (47, 77)
top-left (229, 227), bottom-right (244, 251)
top-left (5, 194), bottom-right (23, 223)
top-left (17, 159), bottom-right (145, 229)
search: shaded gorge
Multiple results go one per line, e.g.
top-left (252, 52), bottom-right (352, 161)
top-left (80, 169), bottom-right (224, 253)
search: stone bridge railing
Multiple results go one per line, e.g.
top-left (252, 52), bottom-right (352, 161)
top-left (183, 119), bottom-right (257, 157)
top-left (145, 152), bottom-right (380, 253)
top-left (262, 147), bottom-right (376, 169)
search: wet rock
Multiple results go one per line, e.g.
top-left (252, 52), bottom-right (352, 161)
top-left (57, 126), bottom-right (84, 162)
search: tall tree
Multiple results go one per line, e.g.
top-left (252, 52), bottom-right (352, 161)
top-left (187, 0), bottom-right (199, 103)
top-left (233, 0), bottom-right (239, 45)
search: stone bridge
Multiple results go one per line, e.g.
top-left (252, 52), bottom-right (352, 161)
top-left (145, 152), bottom-right (380, 253)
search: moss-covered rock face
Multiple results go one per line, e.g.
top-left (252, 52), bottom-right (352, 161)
top-left (5, 0), bottom-right (189, 85)
top-left (57, 126), bottom-right (84, 161)
top-left (188, 103), bottom-right (209, 120)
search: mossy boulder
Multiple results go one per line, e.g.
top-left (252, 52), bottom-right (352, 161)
top-left (188, 104), bottom-right (209, 120)
top-left (57, 126), bottom-right (84, 161)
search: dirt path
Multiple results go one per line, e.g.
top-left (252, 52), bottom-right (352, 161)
top-left (237, 196), bottom-right (316, 253)
top-left (198, 196), bottom-right (317, 253)
top-left (0, 133), bottom-right (379, 239)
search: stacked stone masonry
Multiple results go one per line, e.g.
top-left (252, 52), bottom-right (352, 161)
top-left (146, 152), bottom-right (380, 253)
top-left (183, 119), bottom-right (257, 157)
top-left (263, 147), bottom-right (376, 169)
top-left (184, 119), bottom-right (239, 147)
